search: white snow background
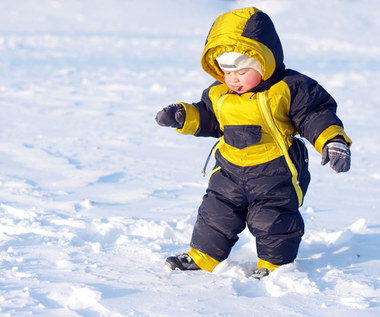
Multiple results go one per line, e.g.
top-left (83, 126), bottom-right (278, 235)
top-left (0, 0), bottom-right (379, 316)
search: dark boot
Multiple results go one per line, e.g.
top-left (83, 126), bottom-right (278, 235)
top-left (251, 267), bottom-right (270, 279)
top-left (165, 253), bottom-right (201, 271)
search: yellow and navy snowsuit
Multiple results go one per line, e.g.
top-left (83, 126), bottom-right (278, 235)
top-left (176, 8), bottom-right (351, 272)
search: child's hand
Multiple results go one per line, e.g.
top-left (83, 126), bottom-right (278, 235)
top-left (155, 104), bottom-right (186, 128)
top-left (321, 141), bottom-right (351, 173)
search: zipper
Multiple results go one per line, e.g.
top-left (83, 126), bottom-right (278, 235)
top-left (258, 93), bottom-right (304, 207)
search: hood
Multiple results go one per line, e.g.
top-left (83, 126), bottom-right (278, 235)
top-left (201, 7), bottom-right (284, 83)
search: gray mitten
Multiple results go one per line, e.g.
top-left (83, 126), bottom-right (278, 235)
top-left (155, 104), bottom-right (185, 129)
top-left (321, 141), bottom-right (351, 173)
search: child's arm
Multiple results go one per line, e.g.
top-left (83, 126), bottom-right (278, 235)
top-left (155, 82), bottom-right (223, 138)
top-left (286, 71), bottom-right (351, 172)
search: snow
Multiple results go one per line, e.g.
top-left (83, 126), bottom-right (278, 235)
top-left (0, 0), bottom-right (379, 316)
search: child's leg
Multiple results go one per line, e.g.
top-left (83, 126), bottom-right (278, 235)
top-left (189, 166), bottom-right (248, 271)
top-left (246, 144), bottom-right (309, 270)
top-left (246, 194), bottom-right (304, 267)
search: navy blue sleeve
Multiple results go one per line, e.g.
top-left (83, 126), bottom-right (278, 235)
top-left (284, 70), bottom-right (343, 145)
top-left (193, 81), bottom-right (224, 138)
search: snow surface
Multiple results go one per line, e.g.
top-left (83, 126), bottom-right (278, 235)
top-left (0, 0), bottom-right (379, 316)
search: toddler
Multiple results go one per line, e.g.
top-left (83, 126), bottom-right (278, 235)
top-left (156, 7), bottom-right (351, 279)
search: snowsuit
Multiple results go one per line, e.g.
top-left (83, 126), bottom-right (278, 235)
top-left (175, 8), bottom-right (352, 271)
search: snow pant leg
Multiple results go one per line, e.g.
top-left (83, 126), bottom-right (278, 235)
top-left (190, 167), bottom-right (248, 262)
top-left (246, 185), bottom-right (305, 266)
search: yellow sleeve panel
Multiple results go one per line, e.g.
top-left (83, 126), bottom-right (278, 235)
top-left (188, 247), bottom-right (220, 272)
top-left (176, 103), bottom-right (200, 135)
top-left (314, 125), bottom-right (352, 155)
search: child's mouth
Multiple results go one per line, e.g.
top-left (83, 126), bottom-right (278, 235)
top-left (231, 85), bottom-right (241, 91)
top-left (234, 86), bottom-right (244, 93)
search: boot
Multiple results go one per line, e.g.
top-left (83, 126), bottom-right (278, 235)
top-left (251, 267), bottom-right (270, 279)
top-left (165, 253), bottom-right (201, 271)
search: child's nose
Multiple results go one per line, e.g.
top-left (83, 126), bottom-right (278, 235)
top-left (231, 74), bottom-right (239, 82)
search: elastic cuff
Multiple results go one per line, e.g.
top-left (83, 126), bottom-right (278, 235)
top-left (314, 125), bottom-right (352, 154)
top-left (257, 258), bottom-right (281, 272)
top-left (176, 103), bottom-right (200, 135)
top-left (188, 247), bottom-right (220, 272)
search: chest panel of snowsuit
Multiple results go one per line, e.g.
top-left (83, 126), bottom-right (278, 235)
top-left (209, 81), bottom-right (296, 167)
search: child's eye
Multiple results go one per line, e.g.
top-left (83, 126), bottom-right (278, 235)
top-left (238, 69), bottom-right (248, 75)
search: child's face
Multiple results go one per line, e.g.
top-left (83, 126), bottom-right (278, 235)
top-left (223, 68), bottom-right (262, 94)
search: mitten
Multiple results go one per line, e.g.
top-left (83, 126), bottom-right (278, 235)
top-left (321, 140), bottom-right (351, 173)
top-left (155, 104), bottom-right (186, 128)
